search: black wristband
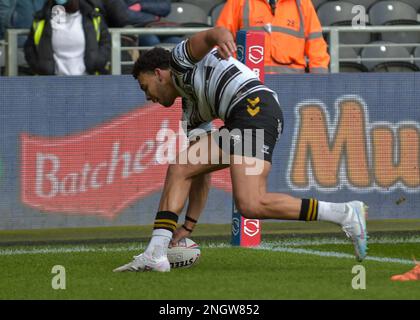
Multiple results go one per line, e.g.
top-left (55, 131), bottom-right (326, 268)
top-left (185, 216), bottom-right (198, 224)
top-left (182, 224), bottom-right (193, 233)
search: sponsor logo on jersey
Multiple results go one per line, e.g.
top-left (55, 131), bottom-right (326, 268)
top-left (246, 97), bottom-right (261, 116)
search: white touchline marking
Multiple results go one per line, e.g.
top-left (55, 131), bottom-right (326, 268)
top-left (255, 245), bottom-right (415, 265)
top-left (0, 237), bottom-right (417, 265)
top-left (261, 236), bottom-right (420, 247)
top-left (0, 242), bottom-right (233, 256)
top-left (0, 244), bottom-right (146, 256)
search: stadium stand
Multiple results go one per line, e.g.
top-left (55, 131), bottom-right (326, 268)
top-left (2, 0), bottom-right (420, 74)
top-left (339, 46), bottom-right (368, 72)
top-left (368, 1), bottom-right (418, 26)
top-left (337, 0), bottom-right (377, 10)
top-left (311, 0), bottom-right (328, 10)
top-left (209, 2), bottom-right (226, 26)
top-left (327, 0), bottom-right (420, 12)
top-left (317, 1), bottom-right (371, 46)
top-left (162, 2), bottom-right (210, 26)
top-left (368, 1), bottom-right (420, 46)
top-left (361, 41), bottom-right (419, 71)
top-left (0, 42), bottom-right (4, 75)
top-left (398, 0), bottom-right (420, 11)
top-left (414, 46), bottom-right (420, 69)
top-left (181, 0), bottom-right (225, 17)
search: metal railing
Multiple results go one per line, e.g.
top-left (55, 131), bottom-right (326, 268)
top-left (110, 27), bottom-right (209, 75)
top-left (323, 25), bottom-right (420, 72)
top-left (4, 29), bottom-right (28, 76)
top-left (0, 39), bottom-right (6, 75)
top-left (3, 25), bottom-right (420, 76)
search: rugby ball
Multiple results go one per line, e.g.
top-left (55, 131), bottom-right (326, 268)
top-left (167, 238), bottom-right (200, 269)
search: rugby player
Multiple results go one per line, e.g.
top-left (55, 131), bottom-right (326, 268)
top-left (113, 27), bottom-right (368, 272)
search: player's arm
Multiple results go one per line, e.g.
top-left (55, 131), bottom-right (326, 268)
top-left (185, 173), bottom-right (211, 229)
top-left (187, 26), bottom-right (237, 62)
top-left (170, 173), bottom-right (210, 245)
top-left (181, 125), bottom-right (213, 232)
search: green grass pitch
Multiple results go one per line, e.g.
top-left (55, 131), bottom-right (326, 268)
top-left (0, 221), bottom-right (419, 300)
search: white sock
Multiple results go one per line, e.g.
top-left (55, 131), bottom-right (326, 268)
top-left (317, 201), bottom-right (348, 225)
top-left (144, 229), bottom-right (172, 259)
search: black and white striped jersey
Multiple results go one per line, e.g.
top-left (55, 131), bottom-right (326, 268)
top-left (170, 40), bottom-right (276, 133)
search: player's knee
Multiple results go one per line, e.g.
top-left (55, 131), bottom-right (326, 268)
top-left (259, 195), bottom-right (272, 210)
top-left (166, 164), bottom-right (189, 180)
top-left (235, 198), bottom-right (263, 219)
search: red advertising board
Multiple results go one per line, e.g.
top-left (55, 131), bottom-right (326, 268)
top-left (21, 101), bottom-right (232, 218)
top-left (232, 30), bottom-right (265, 247)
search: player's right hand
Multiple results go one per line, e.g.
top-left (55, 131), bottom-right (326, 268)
top-left (170, 226), bottom-right (191, 247)
top-left (212, 27), bottom-right (236, 60)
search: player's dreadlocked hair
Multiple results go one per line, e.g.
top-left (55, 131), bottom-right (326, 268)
top-left (132, 47), bottom-right (171, 79)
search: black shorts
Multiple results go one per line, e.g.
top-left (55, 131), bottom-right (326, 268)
top-left (215, 90), bottom-right (284, 163)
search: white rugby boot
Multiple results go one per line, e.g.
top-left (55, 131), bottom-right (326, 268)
top-left (113, 253), bottom-right (170, 272)
top-left (341, 201), bottom-right (369, 262)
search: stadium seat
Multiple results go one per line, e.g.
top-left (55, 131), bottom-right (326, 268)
top-left (369, 1), bottom-right (418, 25)
top-left (317, 1), bottom-right (371, 44)
top-left (339, 46), bottom-right (368, 72)
top-left (311, 0), bottom-right (328, 10)
top-left (209, 2), bottom-right (226, 26)
top-left (162, 3), bottom-right (210, 26)
top-left (328, 0), bottom-right (380, 11)
top-left (361, 41), bottom-right (419, 71)
top-left (339, 0), bottom-right (378, 10)
top-left (368, 1), bottom-right (420, 44)
top-left (398, 0), bottom-right (420, 11)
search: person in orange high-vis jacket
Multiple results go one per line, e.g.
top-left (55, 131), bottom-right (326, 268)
top-left (216, 0), bottom-right (330, 74)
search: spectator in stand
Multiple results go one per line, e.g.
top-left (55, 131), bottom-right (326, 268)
top-left (216, 0), bottom-right (330, 74)
top-left (94, 0), bottom-right (181, 47)
top-left (92, 0), bottom-right (179, 74)
top-left (124, 0), bottom-right (169, 26)
top-left (94, 0), bottom-right (156, 28)
top-left (0, 0), bottom-right (45, 44)
top-left (126, 0), bottom-right (182, 47)
top-left (24, 0), bottom-right (110, 75)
